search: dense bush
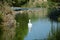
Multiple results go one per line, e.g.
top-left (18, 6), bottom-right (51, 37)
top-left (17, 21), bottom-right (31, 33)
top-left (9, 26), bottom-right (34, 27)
top-left (0, 16), bottom-right (3, 24)
top-left (12, 0), bottom-right (29, 7)
top-left (14, 12), bottom-right (29, 40)
top-left (0, 25), bottom-right (3, 40)
top-left (47, 27), bottom-right (60, 40)
top-left (0, 12), bottom-right (3, 40)
top-left (47, 0), bottom-right (60, 6)
top-left (48, 8), bottom-right (60, 22)
top-left (0, 12), bottom-right (3, 24)
top-left (47, 0), bottom-right (60, 3)
top-left (0, 0), bottom-right (29, 7)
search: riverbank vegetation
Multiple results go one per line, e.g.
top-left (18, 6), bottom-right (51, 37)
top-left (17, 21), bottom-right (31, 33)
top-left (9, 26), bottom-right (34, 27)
top-left (0, 0), bottom-right (60, 40)
top-left (0, 0), bottom-right (29, 7)
top-left (47, 26), bottom-right (60, 40)
top-left (47, 0), bottom-right (60, 40)
top-left (0, 2), bottom-right (17, 40)
top-left (14, 12), bottom-right (29, 40)
top-left (0, 0), bottom-right (48, 8)
top-left (0, 2), bottom-right (29, 40)
top-left (0, 11), bottom-right (3, 40)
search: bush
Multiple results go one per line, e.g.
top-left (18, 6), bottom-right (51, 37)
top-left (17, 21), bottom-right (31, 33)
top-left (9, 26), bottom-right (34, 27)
top-left (0, 25), bottom-right (3, 40)
top-left (0, 0), bottom-right (29, 7)
top-left (0, 12), bottom-right (3, 40)
top-left (12, 0), bottom-right (29, 7)
top-left (47, 0), bottom-right (60, 3)
top-left (48, 8), bottom-right (60, 22)
top-left (0, 12), bottom-right (3, 24)
top-left (47, 27), bottom-right (60, 40)
top-left (14, 12), bottom-right (29, 40)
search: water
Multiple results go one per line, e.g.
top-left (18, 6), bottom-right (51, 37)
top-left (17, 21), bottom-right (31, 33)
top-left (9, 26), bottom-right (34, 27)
top-left (24, 8), bottom-right (58, 40)
top-left (24, 18), bottom-right (50, 40)
top-left (15, 8), bottom-right (59, 40)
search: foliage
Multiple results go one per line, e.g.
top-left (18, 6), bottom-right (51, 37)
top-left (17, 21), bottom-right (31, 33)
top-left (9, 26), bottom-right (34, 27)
top-left (47, 0), bottom-right (60, 3)
top-left (47, 1), bottom-right (56, 8)
top-left (12, 0), bottom-right (29, 7)
top-left (47, 27), bottom-right (60, 40)
top-left (47, 0), bottom-right (60, 6)
top-left (35, 3), bottom-right (41, 7)
top-left (0, 12), bottom-right (3, 24)
top-left (0, 0), bottom-right (12, 5)
top-left (41, 2), bottom-right (48, 8)
top-left (48, 8), bottom-right (60, 22)
top-left (14, 12), bottom-right (29, 40)
top-left (0, 12), bottom-right (3, 40)
top-left (0, 3), bottom-right (17, 40)
top-left (0, 0), bottom-right (29, 7)
top-left (0, 25), bottom-right (3, 40)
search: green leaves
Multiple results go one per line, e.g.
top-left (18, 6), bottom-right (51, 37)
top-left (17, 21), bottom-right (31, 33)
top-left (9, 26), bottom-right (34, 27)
top-left (47, 0), bottom-right (60, 3)
top-left (0, 0), bottom-right (29, 7)
top-left (14, 12), bottom-right (29, 40)
top-left (0, 12), bottom-right (3, 24)
top-left (12, 0), bottom-right (29, 7)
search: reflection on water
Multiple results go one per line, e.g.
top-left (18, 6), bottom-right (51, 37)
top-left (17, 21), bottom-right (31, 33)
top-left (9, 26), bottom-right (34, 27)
top-left (28, 19), bottom-right (32, 32)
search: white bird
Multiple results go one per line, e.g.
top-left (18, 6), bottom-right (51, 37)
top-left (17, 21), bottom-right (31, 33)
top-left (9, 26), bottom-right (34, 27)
top-left (28, 19), bottom-right (32, 32)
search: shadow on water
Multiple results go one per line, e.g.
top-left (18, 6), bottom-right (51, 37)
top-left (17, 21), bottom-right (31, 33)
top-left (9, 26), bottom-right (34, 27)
top-left (47, 8), bottom-right (60, 40)
top-left (14, 12), bottom-right (29, 40)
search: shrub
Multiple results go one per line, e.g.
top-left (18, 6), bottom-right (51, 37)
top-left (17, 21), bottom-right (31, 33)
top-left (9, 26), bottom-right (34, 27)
top-left (47, 27), bottom-right (60, 40)
top-left (12, 0), bottom-right (29, 7)
top-left (14, 12), bottom-right (29, 40)
top-left (47, 0), bottom-right (60, 3)
top-left (0, 12), bottom-right (3, 24)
